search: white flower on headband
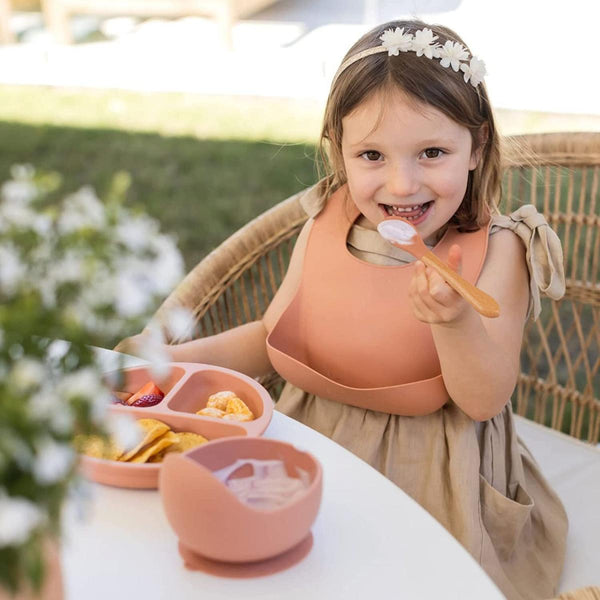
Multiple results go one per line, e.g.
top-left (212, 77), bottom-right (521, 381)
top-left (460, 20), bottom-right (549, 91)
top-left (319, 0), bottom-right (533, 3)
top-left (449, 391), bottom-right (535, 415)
top-left (411, 28), bottom-right (439, 59)
top-left (460, 56), bottom-right (487, 86)
top-left (379, 27), bottom-right (414, 56)
top-left (332, 26), bottom-right (486, 89)
top-left (438, 41), bottom-right (469, 72)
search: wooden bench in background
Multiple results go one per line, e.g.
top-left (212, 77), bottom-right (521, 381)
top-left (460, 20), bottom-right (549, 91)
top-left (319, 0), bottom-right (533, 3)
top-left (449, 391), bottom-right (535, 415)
top-left (30, 0), bottom-right (280, 47)
top-left (0, 0), bottom-right (15, 43)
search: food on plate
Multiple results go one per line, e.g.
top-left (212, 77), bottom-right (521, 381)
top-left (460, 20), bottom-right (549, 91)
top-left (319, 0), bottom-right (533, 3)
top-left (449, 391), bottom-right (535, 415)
top-left (128, 431), bottom-right (178, 464)
top-left (130, 393), bottom-right (164, 407)
top-left (74, 434), bottom-right (123, 461)
top-left (76, 418), bottom-right (208, 464)
top-left (148, 432), bottom-right (209, 463)
top-left (196, 390), bottom-right (255, 422)
top-left (213, 459), bottom-right (310, 509)
top-left (120, 418), bottom-right (170, 461)
top-left (206, 390), bottom-right (235, 411)
top-left (196, 406), bottom-right (226, 419)
top-left (112, 381), bottom-right (165, 407)
top-left (112, 391), bottom-right (133, 404)
top-left (126, 381), bottom-right (164, 406)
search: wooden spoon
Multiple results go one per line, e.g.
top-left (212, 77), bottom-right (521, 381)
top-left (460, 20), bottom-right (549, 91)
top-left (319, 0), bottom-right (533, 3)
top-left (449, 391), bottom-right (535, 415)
top-left (377, 217), bottom-right (500, 318)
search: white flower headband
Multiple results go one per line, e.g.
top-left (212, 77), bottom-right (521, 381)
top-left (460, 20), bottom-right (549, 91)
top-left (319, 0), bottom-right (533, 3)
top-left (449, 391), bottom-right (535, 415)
top-left (332, 27), bottom-right (487, 89)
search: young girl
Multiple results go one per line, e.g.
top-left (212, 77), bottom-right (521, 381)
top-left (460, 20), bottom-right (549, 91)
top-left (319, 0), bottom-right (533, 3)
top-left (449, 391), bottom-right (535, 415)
top-left (119, 19), bottom-right (568, 599)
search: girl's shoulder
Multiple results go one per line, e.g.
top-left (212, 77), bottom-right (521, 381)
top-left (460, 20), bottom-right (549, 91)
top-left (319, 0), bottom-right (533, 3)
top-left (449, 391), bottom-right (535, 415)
top-left (488, 204), bottom-right (565, 319)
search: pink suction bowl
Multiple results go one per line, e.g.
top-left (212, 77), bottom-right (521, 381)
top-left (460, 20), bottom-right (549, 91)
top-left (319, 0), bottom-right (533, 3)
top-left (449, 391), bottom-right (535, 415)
top-left (159, 437), bottom-right (323, 564)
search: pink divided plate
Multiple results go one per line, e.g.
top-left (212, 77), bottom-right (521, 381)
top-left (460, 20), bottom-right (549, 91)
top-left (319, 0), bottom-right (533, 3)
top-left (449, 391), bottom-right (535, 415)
top-left (79, 362), bottom-right (274, 489)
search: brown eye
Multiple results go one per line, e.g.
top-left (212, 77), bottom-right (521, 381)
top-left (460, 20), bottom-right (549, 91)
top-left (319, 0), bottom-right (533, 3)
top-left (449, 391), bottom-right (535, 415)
top-left (424, 148), bottom-right (442, 159)
top-left (362, 150), bottom-right (382, 161)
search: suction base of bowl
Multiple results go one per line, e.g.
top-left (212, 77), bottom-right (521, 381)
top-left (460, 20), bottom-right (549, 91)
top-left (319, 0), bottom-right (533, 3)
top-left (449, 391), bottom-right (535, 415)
top-left (178, 532), bottom-right (313, 578)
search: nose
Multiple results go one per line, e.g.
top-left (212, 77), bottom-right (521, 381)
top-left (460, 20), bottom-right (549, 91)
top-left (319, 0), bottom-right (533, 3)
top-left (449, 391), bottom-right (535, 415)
top-left (386, 161), bottom-right (420, 198)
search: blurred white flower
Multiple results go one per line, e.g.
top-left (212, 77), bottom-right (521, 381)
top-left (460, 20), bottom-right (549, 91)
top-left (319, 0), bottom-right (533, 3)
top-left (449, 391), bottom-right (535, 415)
top-left (136, 326), bottom-right (171, 379)
top-left (10, 164), bottom-right (35, 181)
top-left (50, 250), bottom-right (87, 284)
top-left (1, 180), bottom-right (37, 205)
top-left (0, 199), bottom-right (37, 230)
top-left (57, 367), bottom-right (103, 401)
top-left (57, 187), bottom-right (106, 233)
top-left (89, 387), bottom-right (114, 425)
top-left (0, 243), bottom-right (26, 295)
top-left (11, 358), bottom-right (47, 391)
top-left (49, 409), bottom-right (75, 435)
top-left (29, 236), bottom-right (55, 264)
top-left (148, 236), bottom-right (184, 295)
top-left (0, 494), bottom-right (44, 547)
top-left (107, 413), bottom-right (142, 451)
top-left (165, 306), bottom-right (195, 341)
top-left (32, 214), bottom-right (53, 236)
top-left (29, 386), bottom-right (62, 419)
top-left (77, 267), bottom-right (116, 309)
top-left (116, 214), bottom-right (158, 252)
top-left (46, 339), bottom-right (70, 365)
top-left (37, 279), bottom-right (57, 308)
top-left (0, 186), bottom-right (50, 234)
top-left (32, 439), bottom-right (75, 485)
top-left (3, 433), bottom-right (34, 469)
top-left (114, 266), bottom-right (154, 318)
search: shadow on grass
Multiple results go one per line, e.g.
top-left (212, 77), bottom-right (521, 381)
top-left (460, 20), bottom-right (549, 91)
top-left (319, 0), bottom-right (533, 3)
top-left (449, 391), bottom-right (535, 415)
top-left (0, 120), bottom-right (318, 271)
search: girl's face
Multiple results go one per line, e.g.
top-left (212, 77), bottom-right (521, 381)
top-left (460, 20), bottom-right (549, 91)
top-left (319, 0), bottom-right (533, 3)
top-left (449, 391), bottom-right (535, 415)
top-left (341, 90), bottom-right (480, 245)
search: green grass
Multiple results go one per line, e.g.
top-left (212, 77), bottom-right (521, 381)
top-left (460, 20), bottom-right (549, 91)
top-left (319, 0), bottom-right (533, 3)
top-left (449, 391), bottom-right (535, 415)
top-left (0, 87), bottom-right (321, 270)
top-left (0, 86), bottom-right (324, 143)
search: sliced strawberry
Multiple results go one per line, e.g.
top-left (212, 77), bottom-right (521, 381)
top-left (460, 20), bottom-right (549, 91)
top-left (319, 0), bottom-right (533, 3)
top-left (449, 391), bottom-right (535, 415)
top-left (131, 394), bottom-right (163, 407)
top-left (125, 381), bottom-right (164, 406)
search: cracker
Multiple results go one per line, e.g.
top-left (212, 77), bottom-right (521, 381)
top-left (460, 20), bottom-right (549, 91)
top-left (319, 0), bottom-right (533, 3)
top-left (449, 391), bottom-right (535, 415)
top-left (128, 431), bottom-right (178, 463)
top-left (75, 434), bottom-right (124, 461)
top-left (119, 418), bottom-right (170, 462)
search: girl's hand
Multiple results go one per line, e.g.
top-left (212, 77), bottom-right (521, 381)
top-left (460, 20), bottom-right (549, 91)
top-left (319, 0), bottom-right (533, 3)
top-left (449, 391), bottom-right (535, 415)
top-left (408, 244), bottom-right (468, 324)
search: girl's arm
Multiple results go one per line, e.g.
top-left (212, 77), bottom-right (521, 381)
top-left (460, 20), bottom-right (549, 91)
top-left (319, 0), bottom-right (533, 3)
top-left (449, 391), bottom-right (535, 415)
top-left (409, 229), bottom-right (530, 421)
top-left (116, 219), bottom-right (313, 380)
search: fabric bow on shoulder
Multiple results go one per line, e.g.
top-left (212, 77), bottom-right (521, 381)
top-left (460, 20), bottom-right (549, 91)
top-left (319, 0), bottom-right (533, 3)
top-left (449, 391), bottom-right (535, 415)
top-left (491, 204), bottom-right (566, 320)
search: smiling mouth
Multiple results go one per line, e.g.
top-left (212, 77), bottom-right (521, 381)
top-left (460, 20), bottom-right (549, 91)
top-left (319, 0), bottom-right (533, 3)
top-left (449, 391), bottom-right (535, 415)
top-left (381, 201), bottom-right (433, 221)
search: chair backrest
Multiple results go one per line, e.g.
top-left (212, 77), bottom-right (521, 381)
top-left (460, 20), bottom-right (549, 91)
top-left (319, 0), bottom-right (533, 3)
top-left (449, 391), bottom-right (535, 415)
top-left (150, 132), bottom-right (600, 442)
top-left (502, 133), bottom-right (600, 442)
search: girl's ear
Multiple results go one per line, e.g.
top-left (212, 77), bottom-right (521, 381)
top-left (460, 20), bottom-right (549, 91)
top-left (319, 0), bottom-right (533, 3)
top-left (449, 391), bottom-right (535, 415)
top-left (469, 124), bottom-right (489, 170)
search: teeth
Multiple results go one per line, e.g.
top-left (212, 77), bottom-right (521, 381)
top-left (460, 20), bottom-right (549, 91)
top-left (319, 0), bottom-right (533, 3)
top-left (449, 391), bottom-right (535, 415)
top-left (385, 202), bottom-right (430, 219)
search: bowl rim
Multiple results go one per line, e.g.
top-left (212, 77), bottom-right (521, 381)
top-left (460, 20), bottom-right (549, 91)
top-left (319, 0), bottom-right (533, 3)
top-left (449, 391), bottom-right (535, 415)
top-left (175, 436), bottom-right (323, 514)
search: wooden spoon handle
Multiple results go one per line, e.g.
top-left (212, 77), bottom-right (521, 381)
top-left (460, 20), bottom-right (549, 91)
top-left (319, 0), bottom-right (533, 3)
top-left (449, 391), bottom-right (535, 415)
top-left (421, 251), bottom-right (500, 318)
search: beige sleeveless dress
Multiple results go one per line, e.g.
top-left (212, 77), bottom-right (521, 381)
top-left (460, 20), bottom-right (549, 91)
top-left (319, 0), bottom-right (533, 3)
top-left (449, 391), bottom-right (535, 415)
top-left (275, 190), bottom-right (568, 600)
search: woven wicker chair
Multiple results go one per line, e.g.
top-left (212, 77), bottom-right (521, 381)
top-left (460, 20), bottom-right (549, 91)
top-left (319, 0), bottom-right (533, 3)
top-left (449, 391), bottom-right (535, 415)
top-left (147, 131), bottom-right (600, 444)
top-left (137, 131), bottom-right (600, 595)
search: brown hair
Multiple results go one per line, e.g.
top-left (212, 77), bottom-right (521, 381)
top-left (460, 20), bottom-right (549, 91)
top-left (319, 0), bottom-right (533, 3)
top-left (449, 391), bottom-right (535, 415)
top-left (318, 19), bottom-right (502, 230)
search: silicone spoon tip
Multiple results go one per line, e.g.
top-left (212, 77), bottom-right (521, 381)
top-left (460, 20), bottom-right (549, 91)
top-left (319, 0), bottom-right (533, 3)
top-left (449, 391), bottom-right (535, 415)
top-left (377, 219), bottom-right (416, 245)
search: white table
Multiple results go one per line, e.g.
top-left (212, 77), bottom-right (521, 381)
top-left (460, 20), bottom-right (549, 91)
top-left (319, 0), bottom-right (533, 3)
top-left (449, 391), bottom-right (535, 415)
top-left (61, 349), bottom-right (504, 599)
